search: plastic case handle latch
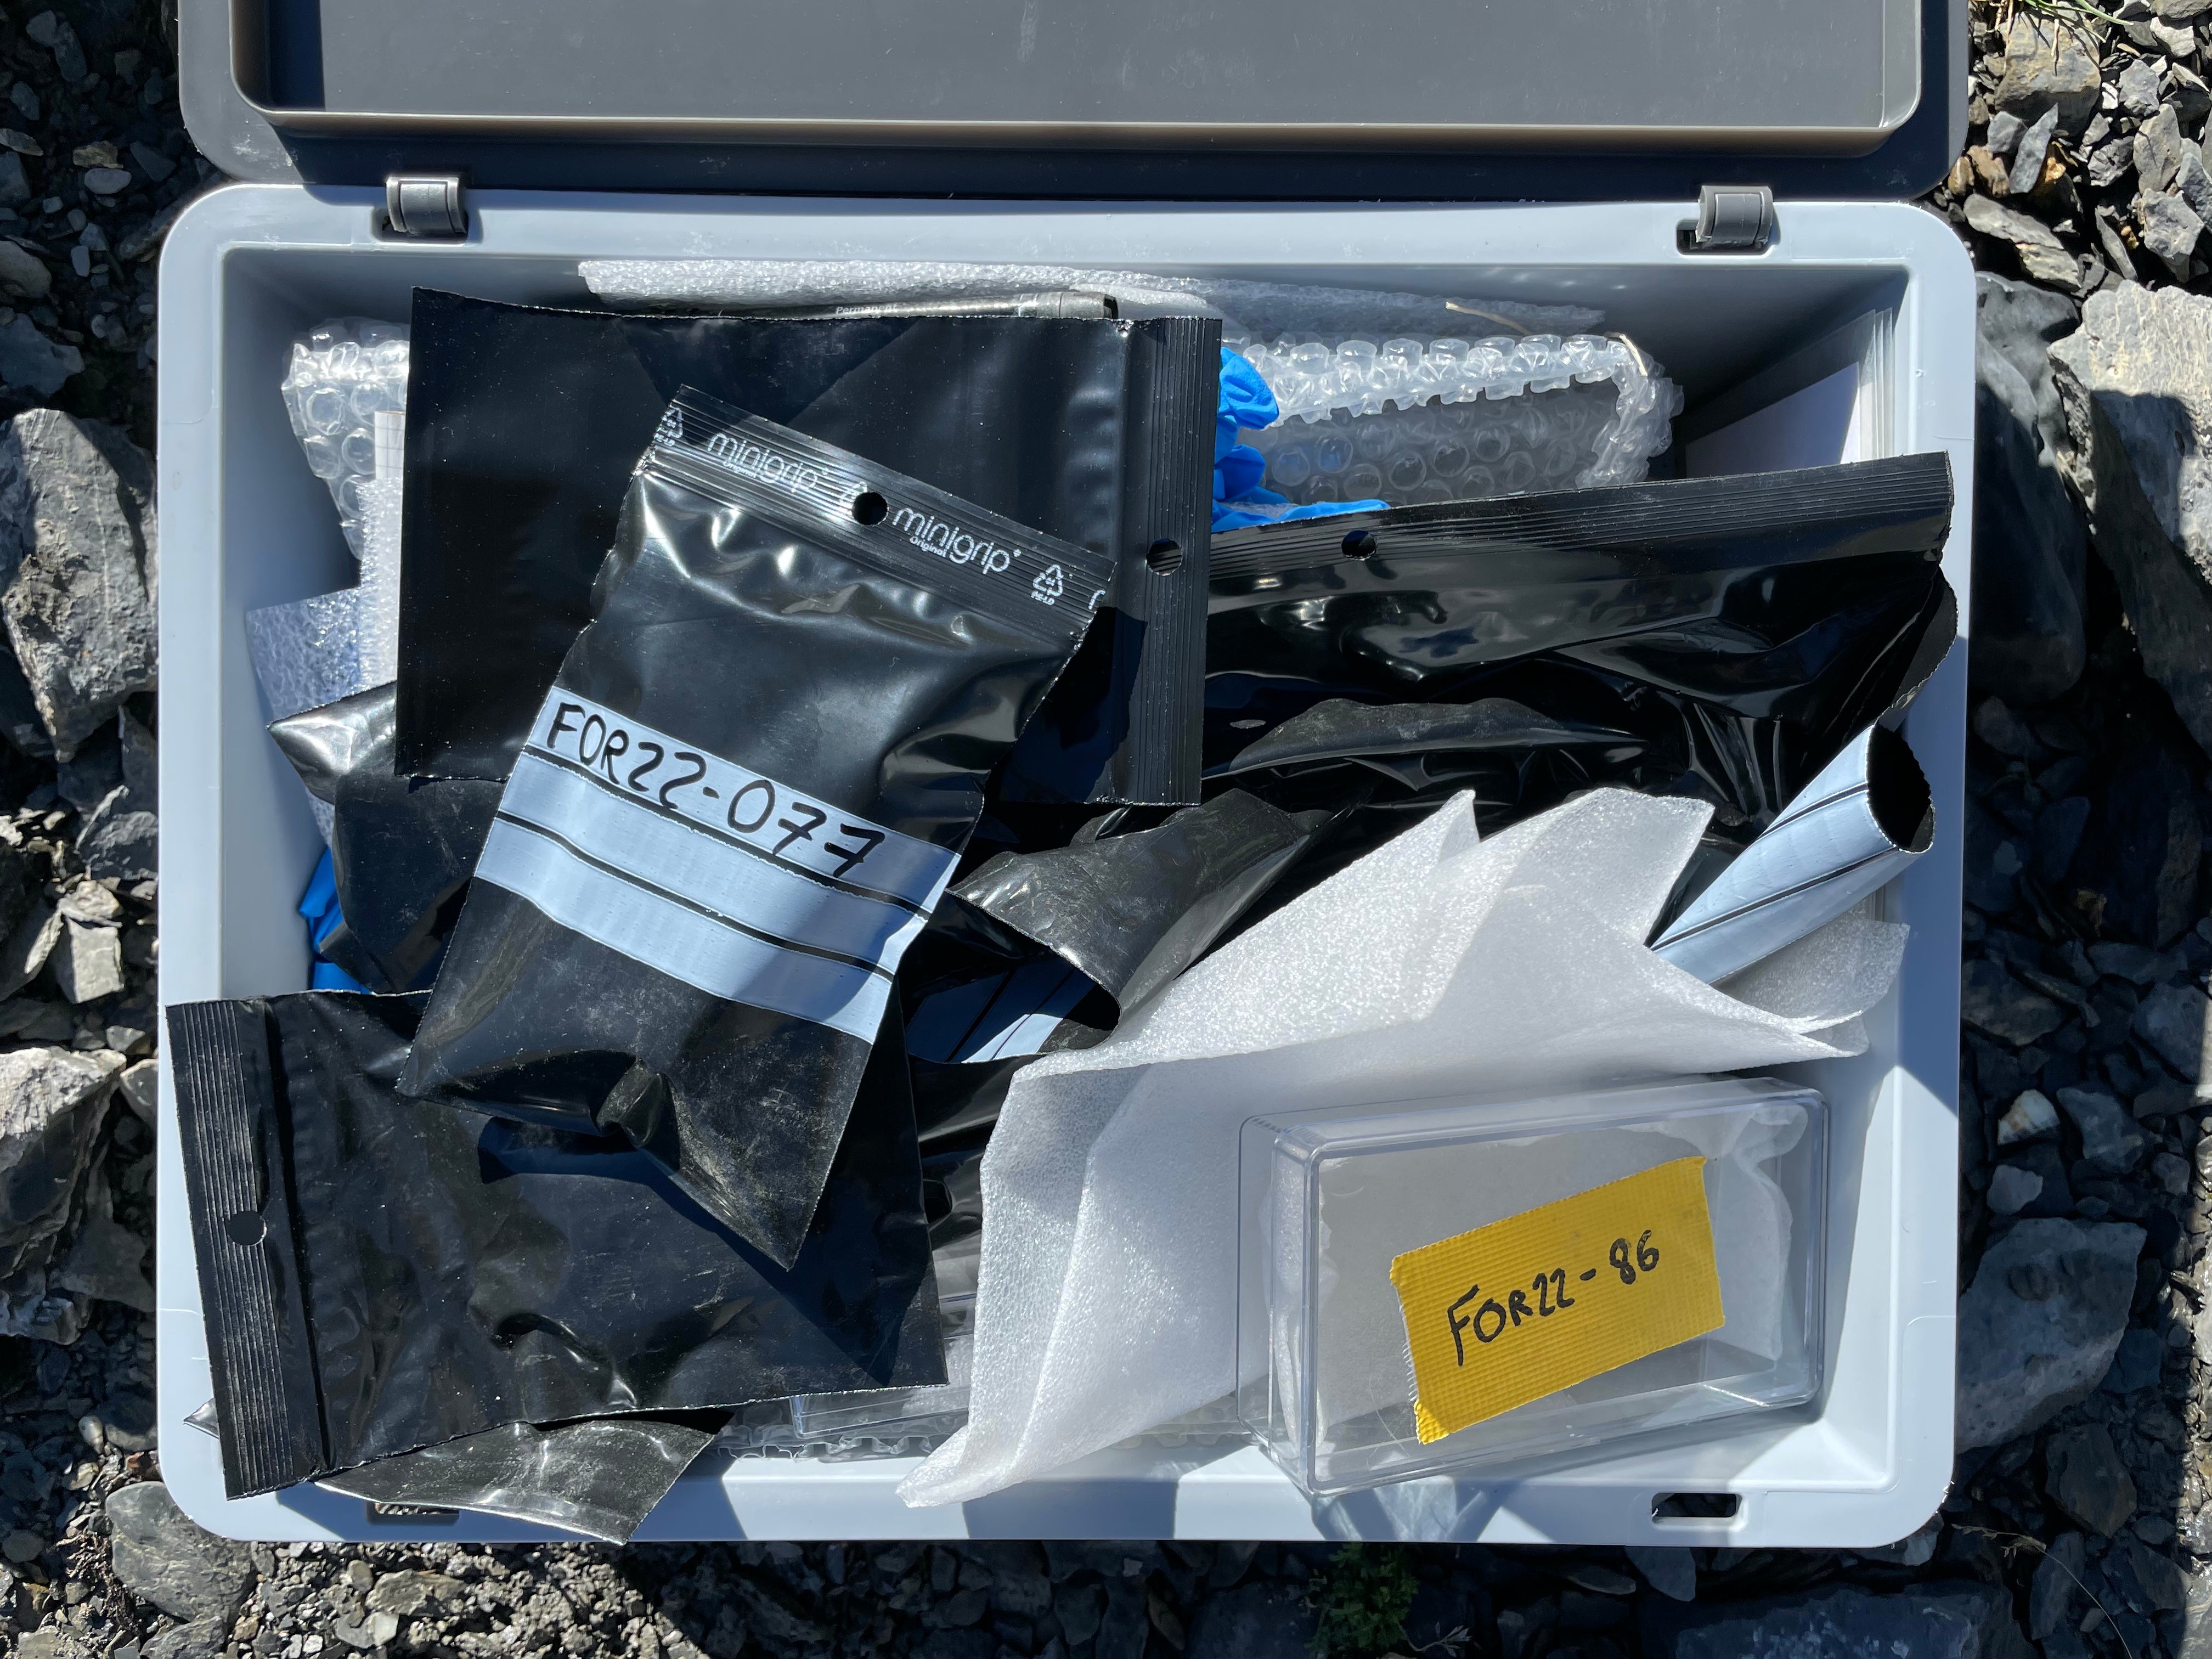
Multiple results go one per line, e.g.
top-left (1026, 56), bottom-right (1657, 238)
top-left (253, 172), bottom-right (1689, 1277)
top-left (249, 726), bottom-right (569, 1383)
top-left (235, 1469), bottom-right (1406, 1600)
top-left (382, 174), bottom-right (469, 240)
top-left (1681, 185), bottom-right (1775, 255)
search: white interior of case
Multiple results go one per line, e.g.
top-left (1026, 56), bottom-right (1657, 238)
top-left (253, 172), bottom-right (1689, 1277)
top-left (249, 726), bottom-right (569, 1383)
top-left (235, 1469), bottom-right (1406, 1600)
top-left (154, 188), bottom-right (1974, 1547)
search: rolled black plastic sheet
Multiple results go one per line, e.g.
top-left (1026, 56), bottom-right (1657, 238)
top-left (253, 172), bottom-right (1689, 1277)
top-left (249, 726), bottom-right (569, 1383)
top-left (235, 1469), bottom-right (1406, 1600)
top-left (166, 990), bottom-right (943, 1501)
top-left (402, 395), bottom-right (1117, 1268)
top-left (399, 290), bottom-right (1216, 805)
top-left (1204, 454), bottom-right (1956, 882)
top-left (268, 683), bottom-right (501, 992)
top-left (1652, 723), bottom-right (1935, 984)
top-left (318, 1414), bottom-right (729, 1544)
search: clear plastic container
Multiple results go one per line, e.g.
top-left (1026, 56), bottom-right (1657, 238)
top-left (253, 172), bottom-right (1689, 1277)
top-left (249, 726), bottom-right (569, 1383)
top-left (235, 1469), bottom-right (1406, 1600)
top-left (1237, 1077), bottom-right (1827, 1497)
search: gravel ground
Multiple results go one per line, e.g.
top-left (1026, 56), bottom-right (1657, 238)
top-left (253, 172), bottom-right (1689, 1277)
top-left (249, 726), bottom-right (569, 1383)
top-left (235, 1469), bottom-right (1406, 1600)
top-left (3, 1), bottom-right (2211, 1656)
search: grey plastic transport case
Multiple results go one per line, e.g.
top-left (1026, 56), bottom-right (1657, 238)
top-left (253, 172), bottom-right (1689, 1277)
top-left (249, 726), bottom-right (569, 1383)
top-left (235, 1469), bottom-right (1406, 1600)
top-left (156, 0), bottom-right (1976, 1544)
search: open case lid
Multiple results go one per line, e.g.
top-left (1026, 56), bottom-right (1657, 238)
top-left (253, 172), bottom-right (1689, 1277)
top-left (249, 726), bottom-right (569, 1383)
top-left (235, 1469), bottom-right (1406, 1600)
top-left (182, 0), bottom-right (1965, 204)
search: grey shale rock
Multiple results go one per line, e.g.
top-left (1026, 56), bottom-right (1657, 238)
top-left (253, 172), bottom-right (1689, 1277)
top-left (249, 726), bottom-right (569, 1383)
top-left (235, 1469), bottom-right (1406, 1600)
top-left (1184, 1581), bottom-right (1316, 1659)
top-left (2092, 939), bottom-right (2176, 981)
top-left (2136, 980), bottom-right (2212, 1087)
top-left (2141, 105), bottom-right (2192, 194)
top-left (25, 13), bottom-right (87, 84)
top-left (56, 1211), bottom-right (150, 1310)
top-left (53, 915), bottom-right (123, 1002)
top-left (116, 1056), bottom-right (155, 1128)
top-left (2179, 60), bottom-right (2212, 121)
top-left (1988, 1163), bottom-right (2045, 1214)
top-left (1644, 1581), bottom-right (2010, 1659)
top-left (1974, 693), bottom-right (2040, 757)
top-left (0, 1045), bottom-right (113, 1278)
top-left (0, 241), bottom-right (49, 302)
top-left (2010, 107), bottom-right (2061, 195)
top-left (2144, 191), bottom-right (2208, 277)
top-left (2029, 1533), bottom-right (2087, 1639)
top-left (0, 316), bottom-right (80, 399)
top-left (1966, 195), bottom-right (2086, 291)
top-left (2051, 284), bottom-right (2212, 759)
top-left (2181, 148), bottom-right (2212, 227)
top-left (365, 1570), bottom-right (466, 1617)
top-left (1994, 12), bottom-right (2104, 131)
top-left (1956, 1218), bottom-right (2144, 1449)
top-left (1626, 1546), bottom-right (1697, 1602)
top-left (2034, 794), bottom-right (2091, 878)
top-left (1862, 1517), bottom-right (1944, 1567)
top-left (2119, 56), bottom-right (2165, 116)
top-left (1974, 275), bottom-right (2088, 703)
top-left (105, 1480), bottom-right (255, 1624)
top-left (0, 409), bottom-right (156, 757)
top-left (2079, 744), bottom-right (2200, 944)
top-left (2046, 1423), bottom-right (2140, 1535)
top-left (2057, 1085), bottom-right (2151, 1170)
top-left (0, 896), bottom-right (62, 1002)
top-left (142, 1619), bottom-right (227, 1659)
top-left (60, 708), bottom-right (157, 881)
top-left (1962, 958), bottom-right (2068, 1045)
top-left (2128, 1541), bottom-right (2192, 1611)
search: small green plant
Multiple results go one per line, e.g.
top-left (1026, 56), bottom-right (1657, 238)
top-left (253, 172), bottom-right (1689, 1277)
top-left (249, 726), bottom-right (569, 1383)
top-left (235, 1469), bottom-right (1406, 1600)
top-left (1309, 1544), bottom-right (1419, 1658)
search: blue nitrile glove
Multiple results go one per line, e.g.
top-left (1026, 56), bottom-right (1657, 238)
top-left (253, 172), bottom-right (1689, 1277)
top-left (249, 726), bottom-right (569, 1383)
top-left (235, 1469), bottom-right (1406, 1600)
top-left (1213, 347), bottom-right (1388, 530)
top-left (1217, 350), bottom-right (1279, 448)
top-left (1215, 351), bottom-right (1280, 503)
top-left (1212, 495), bottom-right (1392, 532)
top-left (300, 849), bottom-right (369, 993)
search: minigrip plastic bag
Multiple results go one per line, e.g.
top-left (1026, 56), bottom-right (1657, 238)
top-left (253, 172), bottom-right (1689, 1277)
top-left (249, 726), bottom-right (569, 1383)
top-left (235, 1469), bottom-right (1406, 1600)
top-left (268, 684), bottom-right (502, 992)
top-left (1203, 454), bottom-right (1957, 887)
top-left (398, 290), bottom-right (1216, 806)
top-left (317, 1413), bottom-right (729, 1543)
top-left (166, 990), bottom-right (942, 1501)
top-left (401, 392), bottom-right (1118, 1267)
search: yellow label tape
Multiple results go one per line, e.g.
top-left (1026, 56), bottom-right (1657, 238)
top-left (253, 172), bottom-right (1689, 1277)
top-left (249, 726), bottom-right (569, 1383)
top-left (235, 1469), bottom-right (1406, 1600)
top-left (1388, 1155), bottom-right (1724, 1444)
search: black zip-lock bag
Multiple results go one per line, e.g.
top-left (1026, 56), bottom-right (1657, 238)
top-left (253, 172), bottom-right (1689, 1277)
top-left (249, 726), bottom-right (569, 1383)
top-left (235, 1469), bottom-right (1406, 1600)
top-left (402, 391), bottom-right (1116, 1266)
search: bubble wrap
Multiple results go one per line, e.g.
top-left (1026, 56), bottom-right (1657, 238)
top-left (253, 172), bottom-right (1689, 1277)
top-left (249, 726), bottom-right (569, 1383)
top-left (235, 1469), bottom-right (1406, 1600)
top-left (244, 590), bottom-right (372, 844)
top-left (252, 409), bottom-right (406, 844)
top-left (1233, 334), bottom-right (1682, 505)
top-left (355, 410), bottom-right (404, 683)
top-left (898, 788), bottom-right (1908, 1507)
top-left (280, 318), bottom-right (409, 560)
top-left (578, 259), bottom-right (1601, 338)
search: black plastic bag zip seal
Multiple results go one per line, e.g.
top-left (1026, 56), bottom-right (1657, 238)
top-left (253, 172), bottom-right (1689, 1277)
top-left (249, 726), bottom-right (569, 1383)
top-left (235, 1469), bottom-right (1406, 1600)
top-left (642, 391), bottom-right (1110, 649)
top-left (166, 999), bottom-right (326, 1501)
top-left (1209, 452), bottom-right (1954, 586)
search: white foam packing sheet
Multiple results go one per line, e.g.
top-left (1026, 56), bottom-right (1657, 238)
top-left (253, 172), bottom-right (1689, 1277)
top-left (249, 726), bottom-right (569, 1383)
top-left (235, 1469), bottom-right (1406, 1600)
top-left (158, 192), bottom-right (1972, 1547)
top-left (899, 789), bottom-right (1908, 1507)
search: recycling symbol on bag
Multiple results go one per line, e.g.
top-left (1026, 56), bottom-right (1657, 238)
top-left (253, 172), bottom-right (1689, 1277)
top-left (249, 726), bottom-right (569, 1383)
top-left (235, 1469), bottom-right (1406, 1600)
top-left (1031, 564), bottom-right (1065, 606)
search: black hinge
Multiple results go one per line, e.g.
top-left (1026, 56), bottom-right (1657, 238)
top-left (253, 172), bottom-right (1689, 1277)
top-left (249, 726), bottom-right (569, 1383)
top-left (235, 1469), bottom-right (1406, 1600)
top-left (381, 173), bottom-right (469, 240)
top-left (1679, 185), bottom-right (1775, 255)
